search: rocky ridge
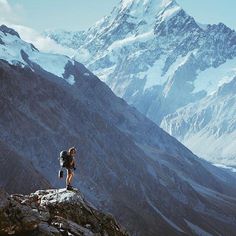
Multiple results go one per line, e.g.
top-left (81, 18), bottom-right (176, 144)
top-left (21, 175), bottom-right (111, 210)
top-left (0, 188), bottom-right (129, 236)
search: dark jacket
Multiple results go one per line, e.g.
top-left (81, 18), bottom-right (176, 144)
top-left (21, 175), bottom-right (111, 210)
top-left (65, 154), bottom-right (74, 169)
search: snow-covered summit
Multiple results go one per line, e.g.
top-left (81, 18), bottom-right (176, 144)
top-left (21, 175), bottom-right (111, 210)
top-left (68, 0), bottom-right (181, 57)
top-left (0, 25), bottom-right (76, 85)
top-left (120, 0), bottom-right (179, 20)
top-left (120, 0), bottom-right (175, 11)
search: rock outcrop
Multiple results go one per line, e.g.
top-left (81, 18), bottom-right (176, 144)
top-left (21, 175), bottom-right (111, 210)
top-left (0, 188), bottom-right (129, 236)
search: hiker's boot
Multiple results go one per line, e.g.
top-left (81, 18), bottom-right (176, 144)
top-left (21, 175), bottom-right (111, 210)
top-left (66, 185), bottom-right (73, 190)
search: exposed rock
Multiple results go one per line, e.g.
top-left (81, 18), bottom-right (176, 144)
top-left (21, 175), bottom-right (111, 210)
top-left (0, 25), bottom-right (21, 39)
top-left (0, 188), bottom-right (129, 236)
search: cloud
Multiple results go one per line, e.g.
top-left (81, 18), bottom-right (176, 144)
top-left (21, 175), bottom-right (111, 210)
top-left (0, 0), bottom-right (11, 12)
top-left (13, 24), bottom-right (76, 55)
top-left (0, 0), bottom-right (23, 24)
top-left (0, 21), bottom-right (77, 58)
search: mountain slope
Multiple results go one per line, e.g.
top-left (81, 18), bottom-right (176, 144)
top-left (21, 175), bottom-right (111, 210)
top-left (44, 0), bottom-right (236, 165)
top-left (1, 25), bottom-right (236, 235)
top-left (0, 141), bottom-right (51, 194)
top-left (161, 77), bottom-right (236, 165)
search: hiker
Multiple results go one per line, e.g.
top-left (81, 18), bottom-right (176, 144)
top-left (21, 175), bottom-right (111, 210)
top-left (59, 147), bottom-right (77, 190)
top-left (65, 147), bottom-right (77, 190)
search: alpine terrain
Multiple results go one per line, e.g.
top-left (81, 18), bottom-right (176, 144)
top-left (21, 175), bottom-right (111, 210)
top-left (44, 0), bottom-right (236, 166)
top-left (0, 188), bottom-right (128, 235)
top-left (1, 25), bottom-right (236, 235)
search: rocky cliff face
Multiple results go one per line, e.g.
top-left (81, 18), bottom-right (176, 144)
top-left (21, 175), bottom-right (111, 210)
top-left (0, 188), bottom-right (129, 236)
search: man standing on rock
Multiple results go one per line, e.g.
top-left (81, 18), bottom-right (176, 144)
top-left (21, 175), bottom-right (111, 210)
top-left (65, 147), bottom-right (77, 190)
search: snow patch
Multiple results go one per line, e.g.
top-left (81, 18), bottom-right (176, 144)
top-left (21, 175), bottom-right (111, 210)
top-left (121, 0), bottom-right (133, 9)
top-left (29, 52), bottom-right (69, 78)
top-left (158, 5), bottom-right (181, 23)
top-left (73, 48), bottom-right (91, 63)
top-left (182, 130), bottom-right (236, 166)
top-left (193, 57), bottom-right (236, 95)
top-left (0, 31), bottom-right (30, 65)
top-left (142, 51), bottom-right (195, 90)
top-left (213, 164), bottom-right (236, 173)
top-left (83, 72), bottom-right (90, 77)
top-left (94, 65), bottom-right (116, 83)
top-left (67, 75), bottom-right (75, 85)
top-left (108, 31), bottom-right (154, 52)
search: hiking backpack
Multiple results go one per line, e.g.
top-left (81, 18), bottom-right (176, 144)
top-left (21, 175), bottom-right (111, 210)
top-left (59, 150), bottom-right (69, 168)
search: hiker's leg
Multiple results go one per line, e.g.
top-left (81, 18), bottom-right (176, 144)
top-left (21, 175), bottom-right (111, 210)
top-left (68, 171), bottom-right (74, 185)
top-left (66, 169), bottom-right (71, 186)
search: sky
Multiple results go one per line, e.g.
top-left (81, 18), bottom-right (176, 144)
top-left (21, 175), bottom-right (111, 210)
top-left (1, 0), bottom-right (236, 32)
top-left (1, 0), bottom-right (120, 31)
top-left (177, 0), bottom-right (236, 30)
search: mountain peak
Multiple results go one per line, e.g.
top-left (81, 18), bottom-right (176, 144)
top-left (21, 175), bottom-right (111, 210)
top-left (0, 24), bottom-right (21, 39)
top-left (120, 0), bottom-right (179, 15)
top-left (121, 0), bottom-right (176, 8)
top-left (113, 0), bottom-right (181, 35)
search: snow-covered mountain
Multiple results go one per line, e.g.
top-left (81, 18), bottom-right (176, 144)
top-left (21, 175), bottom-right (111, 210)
top-left (44, 0), bottom-right (236, 165)
top-left (1, 25), bottom-right (236, 235)
top-left (161, 77), bottom-right (236, 166)
top-left (0, 24), bottom-right (77, 85)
